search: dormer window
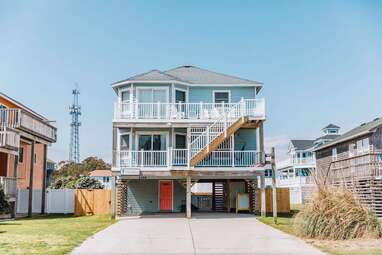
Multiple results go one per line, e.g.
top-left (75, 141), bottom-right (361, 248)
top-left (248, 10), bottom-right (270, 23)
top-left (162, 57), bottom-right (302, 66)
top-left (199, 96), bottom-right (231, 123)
top-left (120, 89), bottom-right (131, 102)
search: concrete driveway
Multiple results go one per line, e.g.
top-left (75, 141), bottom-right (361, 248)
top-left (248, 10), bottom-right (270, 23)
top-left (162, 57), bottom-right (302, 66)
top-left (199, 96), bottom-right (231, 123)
top-left (71, 213), bottom-right (324, 255)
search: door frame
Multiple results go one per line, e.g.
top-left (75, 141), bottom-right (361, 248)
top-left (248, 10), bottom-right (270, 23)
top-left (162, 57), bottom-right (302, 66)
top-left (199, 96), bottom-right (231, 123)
top-left (158, 180), bottom-right (174, 211)
top-left (136, 87), bottom-right (169, 103)
top-left (135, 131), bottom-right (169, 151)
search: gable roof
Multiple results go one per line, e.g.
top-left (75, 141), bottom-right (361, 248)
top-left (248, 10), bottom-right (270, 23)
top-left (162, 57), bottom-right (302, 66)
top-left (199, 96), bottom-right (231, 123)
top-left (0, 92), bottom-right (49, 121)
top-left (165, 65), bottom-right (262, 85)
top-left (315, 134), bottom-right (341, 142)
top-left (324, 124), bottom-right (340, 129)
top-left (290, 140), bottom-right (315, 150)
top-left (112, 65), bottom-right (263, 91)
top-left (112, 69), bottom-right (188, 85)
top-left (315, 117), bottom-right (382, 151)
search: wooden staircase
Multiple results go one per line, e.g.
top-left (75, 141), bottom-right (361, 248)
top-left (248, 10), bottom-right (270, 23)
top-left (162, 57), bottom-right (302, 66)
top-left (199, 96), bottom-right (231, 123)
top-left (190, 116), bottom-right (249, 166)
top-left (212, 182), bottom-right (226, 212)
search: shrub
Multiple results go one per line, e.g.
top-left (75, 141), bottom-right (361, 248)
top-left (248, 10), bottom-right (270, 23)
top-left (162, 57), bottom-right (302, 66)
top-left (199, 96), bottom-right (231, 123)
top-left (0, 184), bottom-right (10, 214)
top-left (74, 176), bottom-right (104, 189)
top-left (294, 188), bottom-right (382, 240)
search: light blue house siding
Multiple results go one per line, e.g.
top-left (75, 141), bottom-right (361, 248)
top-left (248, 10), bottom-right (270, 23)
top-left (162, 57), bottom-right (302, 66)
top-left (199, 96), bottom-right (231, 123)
top-left (119, 127), bottom-right (256, 151)
top-left (120, 84), bottom-right (257, 104)
top-left (188, 86), bottom-right (257, 103)
top-left (126, 180), bottom-right (186, 215)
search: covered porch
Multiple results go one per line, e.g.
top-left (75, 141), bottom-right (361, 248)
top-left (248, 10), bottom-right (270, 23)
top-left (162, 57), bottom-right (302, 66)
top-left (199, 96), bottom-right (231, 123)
top-left (113, 170), bottom-right (270, 218)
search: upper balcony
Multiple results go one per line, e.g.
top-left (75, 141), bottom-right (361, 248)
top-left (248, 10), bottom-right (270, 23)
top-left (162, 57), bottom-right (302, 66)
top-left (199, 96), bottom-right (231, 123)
top-left (277, 157), bottom-right (316, 169)
top-left (0, 127), bottom-right (20, 152)
top-left (113, 98), bottom-right (265, 124)
top-left (0, 109), bottom-right (57, 142)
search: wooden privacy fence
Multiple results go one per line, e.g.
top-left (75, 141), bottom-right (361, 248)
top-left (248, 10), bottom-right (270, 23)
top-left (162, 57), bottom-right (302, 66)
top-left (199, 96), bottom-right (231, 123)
top-left (75, 189), bottom-right (111, 216)
top-left (257, 187), bottom-right (290, 213)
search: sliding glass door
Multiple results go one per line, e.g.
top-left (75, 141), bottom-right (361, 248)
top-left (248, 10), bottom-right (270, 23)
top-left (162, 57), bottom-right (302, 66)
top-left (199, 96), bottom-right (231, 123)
top-left (136, 88), bottom-right (168, 119)
top-left (137, 133), bottom-right (167, 166)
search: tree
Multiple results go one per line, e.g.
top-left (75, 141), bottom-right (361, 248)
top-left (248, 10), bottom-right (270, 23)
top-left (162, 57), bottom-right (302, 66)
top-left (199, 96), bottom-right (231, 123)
top-left (74, 176), bottom-right (104, 189)
top-left (53, 157), bottom-right (110, 180)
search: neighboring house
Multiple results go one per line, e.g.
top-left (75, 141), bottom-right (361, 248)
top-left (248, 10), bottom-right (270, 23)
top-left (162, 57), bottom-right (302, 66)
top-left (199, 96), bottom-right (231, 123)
top-left (315, 118), bottom-right (382, 217)
top-left (0, 92), bottom-right (57, 216)
top-left (111, 65), bottom-right (267, 217)
top-left (89, 169), bottom-right (112, 189)
top-left (277, 124), bottom-right (340, 204)
top-left (45, 159), bottom-right (56, 188)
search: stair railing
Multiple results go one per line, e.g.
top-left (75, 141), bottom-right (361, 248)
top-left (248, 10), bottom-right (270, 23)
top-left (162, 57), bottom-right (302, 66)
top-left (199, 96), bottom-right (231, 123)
top-left (188, 99), bottom-right (246, 161)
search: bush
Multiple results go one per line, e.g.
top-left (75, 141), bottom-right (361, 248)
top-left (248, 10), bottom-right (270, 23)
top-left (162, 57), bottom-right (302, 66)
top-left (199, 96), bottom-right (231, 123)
top-left (74, 176), bottom-right (104, 189)
top-left (294, 188), bottom-right (382, 240)
top-left (0, 184), bottom-right (10, 214)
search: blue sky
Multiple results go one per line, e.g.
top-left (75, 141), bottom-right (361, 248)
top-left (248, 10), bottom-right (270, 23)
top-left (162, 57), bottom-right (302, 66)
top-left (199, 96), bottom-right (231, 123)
top-left (1, 0), bottom-right (382, 162)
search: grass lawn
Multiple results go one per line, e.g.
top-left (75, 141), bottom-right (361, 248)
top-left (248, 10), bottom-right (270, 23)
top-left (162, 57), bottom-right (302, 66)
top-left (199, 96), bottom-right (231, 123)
top-left (258, 216), bottom-right (382, 255)
top-left (0, 215), bottom-right (115, 255)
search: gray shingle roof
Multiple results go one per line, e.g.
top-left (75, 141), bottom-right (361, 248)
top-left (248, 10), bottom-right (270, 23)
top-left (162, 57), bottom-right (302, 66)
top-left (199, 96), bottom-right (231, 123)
top-left (291, 140), bottom-right (315, 150)
top-left (324, 124), bottom-right (340, 129)
top-left (315, 134), bottom-right (341, 141)
top-left (112, 65), bottom-right (262, 87)
top-left (165, 65), bottom-right (262, 85)
top-left (315, 117), bottom-right (382, 151)
top-left (112, 69), bottom-right (188, 85)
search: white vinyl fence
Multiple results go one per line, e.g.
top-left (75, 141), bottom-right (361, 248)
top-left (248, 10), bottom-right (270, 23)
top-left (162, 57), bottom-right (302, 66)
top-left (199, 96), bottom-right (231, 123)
top-left (16, 189), bottom-right (75, 214)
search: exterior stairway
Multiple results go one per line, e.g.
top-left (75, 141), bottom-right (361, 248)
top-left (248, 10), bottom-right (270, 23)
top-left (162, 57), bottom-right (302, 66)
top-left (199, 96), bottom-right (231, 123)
top-left (189, 101), bottom-right (251, 167)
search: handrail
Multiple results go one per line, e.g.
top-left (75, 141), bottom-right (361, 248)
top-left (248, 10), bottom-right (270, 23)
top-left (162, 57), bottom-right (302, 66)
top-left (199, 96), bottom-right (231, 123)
top-left (189, 100), bottom-right (244, 158)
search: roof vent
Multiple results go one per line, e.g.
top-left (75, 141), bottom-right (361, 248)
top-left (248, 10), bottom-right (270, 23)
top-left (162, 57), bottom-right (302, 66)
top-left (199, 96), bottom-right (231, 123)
top-left (183, 65), bottom-right (193, 68)
top-left (360, 123), bottom-right (367, 126)
top-left (374, 117), bottom-right (380, 121)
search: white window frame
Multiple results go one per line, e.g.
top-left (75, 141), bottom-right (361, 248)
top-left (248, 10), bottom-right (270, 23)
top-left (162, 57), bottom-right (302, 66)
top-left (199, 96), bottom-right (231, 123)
top-left (212, 90), bottom-right (231, 104)
top-left (118, 130), bottom-right (131, 151)
top-left (135, 131), bottom-right (169, 151)
top-left (174, 88), bottom-right (188, 103)
top-left (119, 87), bottom-right (133, 103)
top-left (136, 87), bottom-right (169, 103)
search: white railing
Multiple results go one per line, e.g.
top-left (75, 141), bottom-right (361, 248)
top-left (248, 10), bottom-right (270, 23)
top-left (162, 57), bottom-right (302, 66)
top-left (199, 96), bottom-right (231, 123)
top-left (114, 149), bottom-right (262, 169)
top-left (292, 157), bottom-right (315, 165)
top-left (0, 109), bottom-right (56, 141)
top-left (189, 101), bottom-right (243, 159)
top-left (0, 109), bottom-right (20, 128)
top-left (0, 176), bottom-right (17, 198)
top-left (114, 99), bottom-right (265, 121)
top-left (277, 176), bottom-right (313, 186)
top-left (0, 128), bottom-right (20, 149)
top-left (20, 112), bottom-right (57, 141)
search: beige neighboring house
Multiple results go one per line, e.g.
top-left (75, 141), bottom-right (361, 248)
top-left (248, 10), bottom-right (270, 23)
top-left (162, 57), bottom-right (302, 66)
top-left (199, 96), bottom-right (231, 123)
top-left (89, 170), bottom-right (112, 189)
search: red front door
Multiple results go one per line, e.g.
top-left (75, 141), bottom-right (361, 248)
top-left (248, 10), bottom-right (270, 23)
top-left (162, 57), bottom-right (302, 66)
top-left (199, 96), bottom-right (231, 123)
top-left (159, 180), bottom-right (173, 211)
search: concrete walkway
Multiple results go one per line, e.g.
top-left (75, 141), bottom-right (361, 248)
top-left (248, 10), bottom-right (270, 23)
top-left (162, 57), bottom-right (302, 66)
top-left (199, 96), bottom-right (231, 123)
top-left (71, 213), bottom-right (324, 255)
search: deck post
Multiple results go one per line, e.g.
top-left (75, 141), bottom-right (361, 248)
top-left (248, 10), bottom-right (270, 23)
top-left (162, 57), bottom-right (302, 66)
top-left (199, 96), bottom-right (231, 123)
top-left (260, 175), bottom-right (266, 217)
top-left (111, 176), bottom-right (116, 219)
top-left (271, 147), bottom-right (277, 224)
top-left (28, 141), bottom-right (35, 218)
top-left (41, 144), bottom-right (47, 214)
top-left (186, 176), bottom-right (192, 218)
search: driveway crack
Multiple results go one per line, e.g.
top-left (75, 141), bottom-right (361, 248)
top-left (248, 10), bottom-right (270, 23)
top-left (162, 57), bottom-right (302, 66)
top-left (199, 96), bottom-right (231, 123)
top-left (187, 219), bottom-right (197, 255)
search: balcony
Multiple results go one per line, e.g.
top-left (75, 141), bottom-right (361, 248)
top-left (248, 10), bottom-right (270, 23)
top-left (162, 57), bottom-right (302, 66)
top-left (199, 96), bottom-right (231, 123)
top-left (0, 109), bottom-right (56, 142)
top-left (113, 99), bottom-right (265, 122)
top-left (277, 157), bottom-right (315, 169)
top-left (0, 176), bottom-right (17, 199)
top-left (0, 127), bottom-right (20, 152)
top-left (277, 176), bottom-right (313, 187)
top-left (113, 149), bottom-right (264, 174)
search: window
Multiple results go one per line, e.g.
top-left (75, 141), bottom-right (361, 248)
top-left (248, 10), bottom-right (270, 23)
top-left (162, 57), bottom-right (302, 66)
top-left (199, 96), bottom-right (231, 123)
top-left (213, 91), bottom-right (230, 104)
top-left (19, 147), bottom-right (24, 163)
top-left (349, 143), bottom-right (356, 156)
top-left (175, 134), bottom-right (186, 149)
top-left (137, 88), bottom-right (168, 103)
top-left (356, 138), bottom-right (370, 154)
top-left (332, 147), bottom-right (337, 161)
top-left (120, 89), bottom-right (130, 102)
top-left (103, 177), bottom-right (110, 183)
top-left (138, 133), bottom-right (167, 151)
top-left (120, 134), bottom-right (130, 151)
top-left (175, 90), bottom-right (186, 103)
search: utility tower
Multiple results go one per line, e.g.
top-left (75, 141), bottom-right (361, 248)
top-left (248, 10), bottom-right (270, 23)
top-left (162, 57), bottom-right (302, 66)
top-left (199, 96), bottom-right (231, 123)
top-left (69, 88), bottom-right (81, 163)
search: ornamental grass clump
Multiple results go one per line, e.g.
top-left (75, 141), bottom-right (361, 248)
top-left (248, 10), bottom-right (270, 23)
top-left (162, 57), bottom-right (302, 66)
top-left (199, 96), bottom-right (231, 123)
top-left (294, 188), bottom-right (382, 240)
